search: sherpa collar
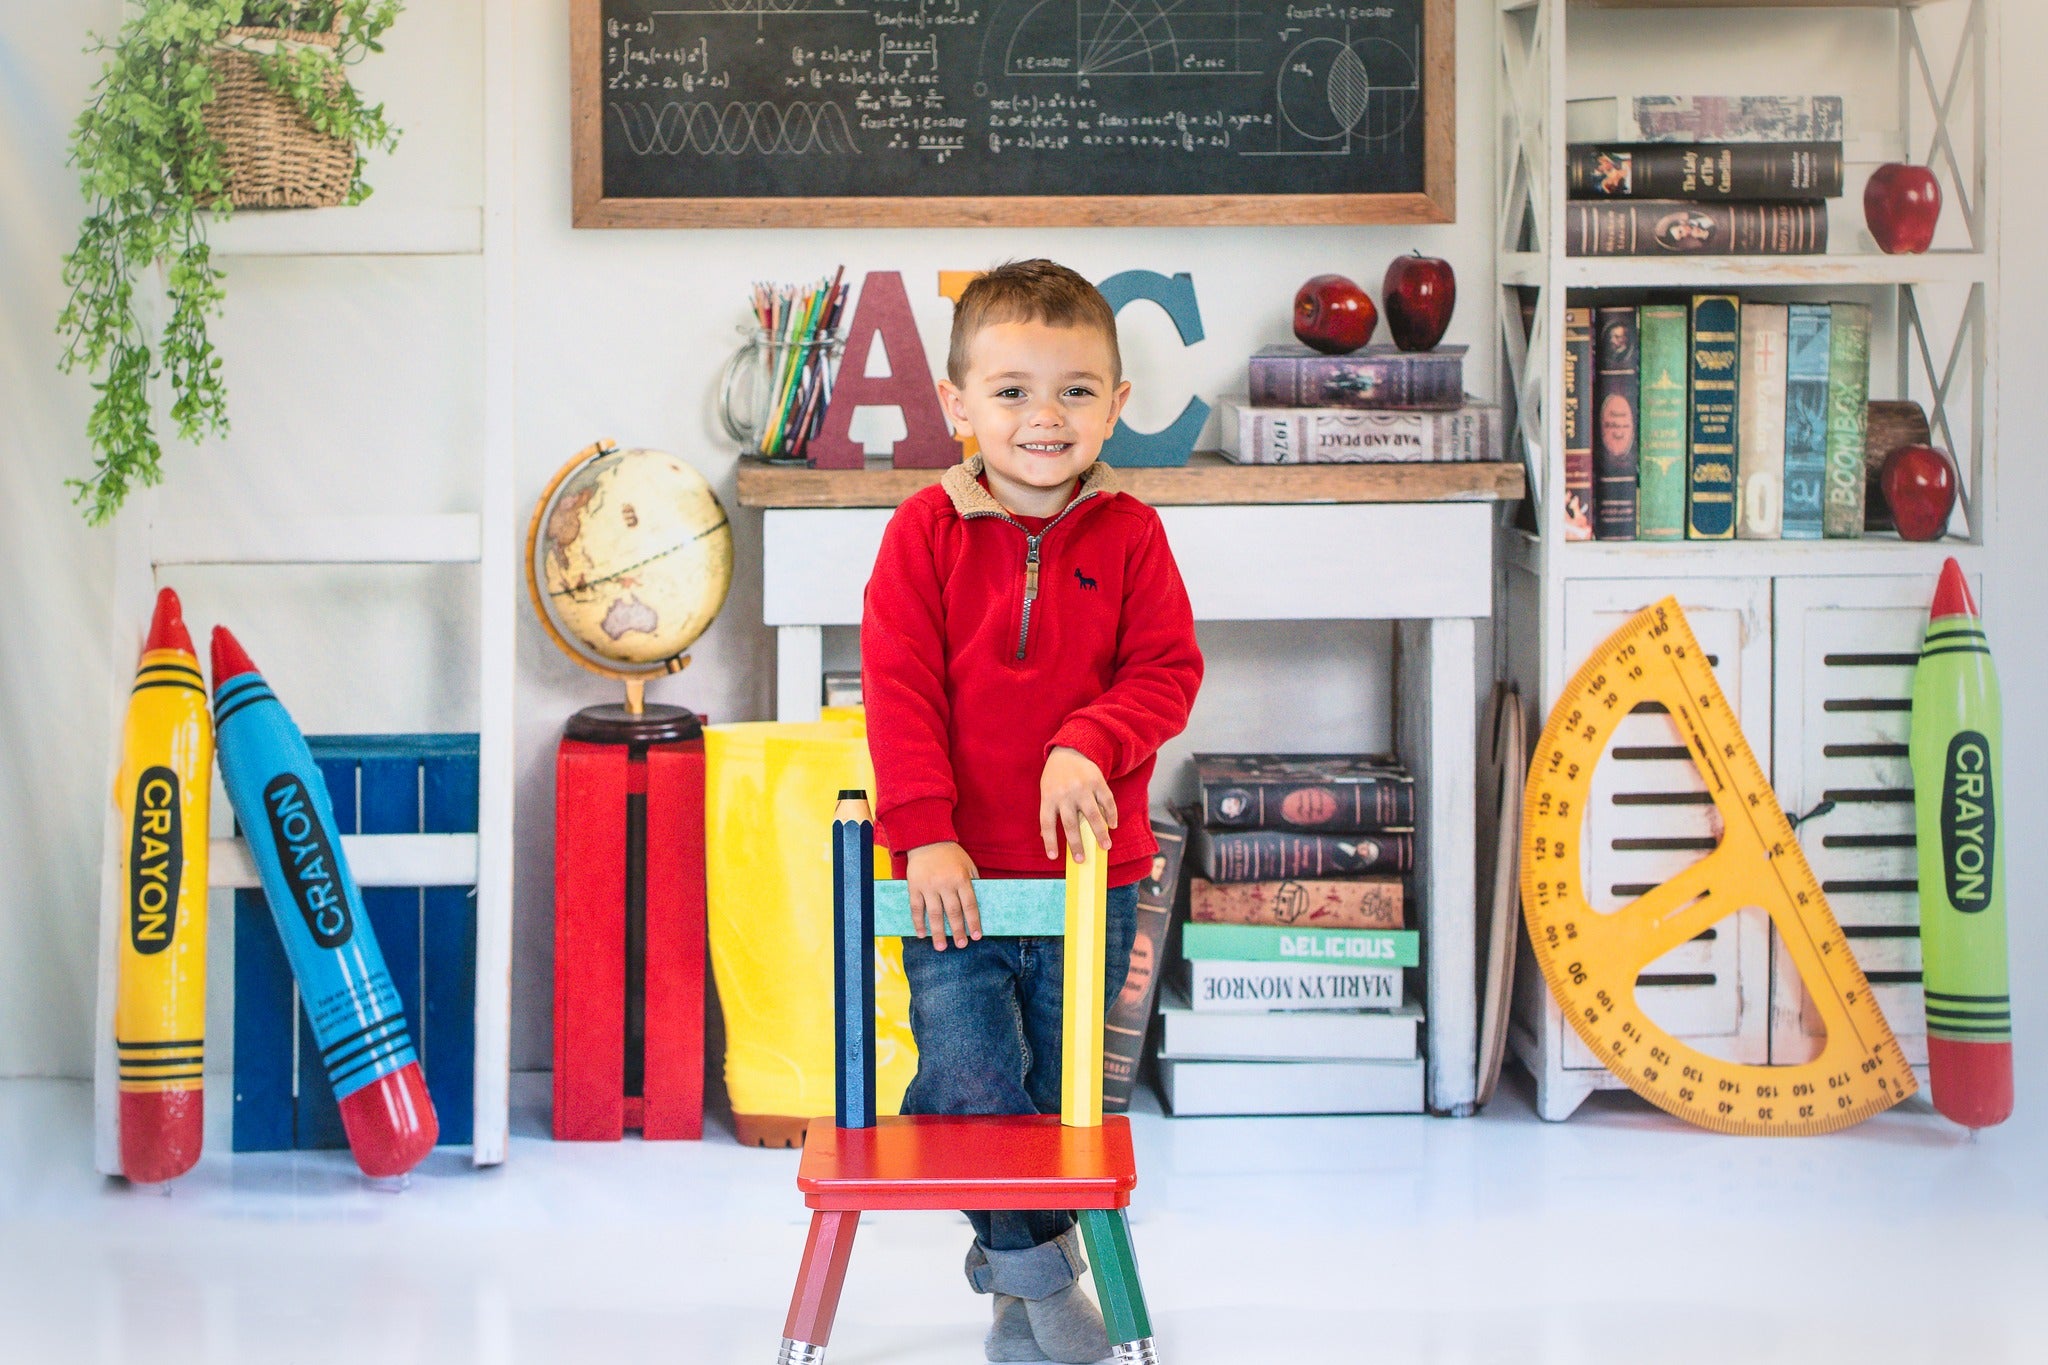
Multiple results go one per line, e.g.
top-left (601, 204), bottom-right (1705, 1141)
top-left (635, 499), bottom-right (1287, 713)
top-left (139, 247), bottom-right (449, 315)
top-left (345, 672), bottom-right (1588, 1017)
top-left (939, 453), bottom-right (1123, 520)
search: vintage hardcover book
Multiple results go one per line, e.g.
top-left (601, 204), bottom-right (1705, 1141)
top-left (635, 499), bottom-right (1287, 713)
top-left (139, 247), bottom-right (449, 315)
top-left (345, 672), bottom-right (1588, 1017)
top-left (1632, 95), bottom-right (1845, 143)
top-left (1736, 302), bottom-right (1790, 539)
top-left (1214, 397), bottom-right (1502, 465)
top-left (1158, 1056), bottom-right (1425, 1115)
top-left (1563, 307), bottom-right (1595, 540)
top-left (1636, 302), bottom-right (1690, 541)
top-left (1592, 306), bottom-right (1640, 540)
top-left (1823, 302), bottom-right (1873, 538)
top-left (1192, 828), bottom-right (1414, 881)
top-left (1156, 984), bottom-right (1422, 1062)
top-left (1177, 959), bottom-right (1404, 1013)
top-left (1102, 812), bottom-right (1186, 1114)
top-left (1781, 302), bottom-right (1834, 539)
top-left (1686, 294), bottom-right (1741, 540)
top-left (1247, 343), bottom-right (1466, 410)
top-left (1567, 142), bottom-right (1843, 199)
top-left (1189, 877), bottom-right (1405, 930)
top-left (1863, 399), bottom-right (1932, 534)
top-left (1180, 924), bottom-right (1419, 968)
top-left (1566, 200), bottom-right (1828, 256)
top-left (1195, 753), bottom-right (1413, 831)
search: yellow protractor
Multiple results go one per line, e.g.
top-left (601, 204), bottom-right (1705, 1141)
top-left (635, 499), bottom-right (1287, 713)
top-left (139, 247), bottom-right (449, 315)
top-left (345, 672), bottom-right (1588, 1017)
top-left (1521, 598), bottom-right (1917, 1135)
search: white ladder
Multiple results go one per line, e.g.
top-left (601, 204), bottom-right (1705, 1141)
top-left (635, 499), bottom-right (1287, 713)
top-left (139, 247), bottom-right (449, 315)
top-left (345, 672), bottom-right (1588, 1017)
top-left (91, 2), bottom-right (519, 1169)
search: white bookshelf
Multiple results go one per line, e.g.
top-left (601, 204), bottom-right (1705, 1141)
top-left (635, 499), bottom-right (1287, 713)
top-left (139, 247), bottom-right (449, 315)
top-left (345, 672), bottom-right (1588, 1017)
top-left (1495, 0), bottom-right (1999, 1119)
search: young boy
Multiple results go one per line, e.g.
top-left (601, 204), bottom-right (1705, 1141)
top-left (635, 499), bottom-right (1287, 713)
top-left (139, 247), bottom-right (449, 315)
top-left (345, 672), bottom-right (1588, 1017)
top-left (862, 259), bottom-right (1204, 1363)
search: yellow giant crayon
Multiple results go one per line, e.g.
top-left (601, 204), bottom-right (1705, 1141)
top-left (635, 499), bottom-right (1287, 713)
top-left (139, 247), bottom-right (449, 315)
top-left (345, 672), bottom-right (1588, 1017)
top-left (114, 588), bottom-right (212, 1183)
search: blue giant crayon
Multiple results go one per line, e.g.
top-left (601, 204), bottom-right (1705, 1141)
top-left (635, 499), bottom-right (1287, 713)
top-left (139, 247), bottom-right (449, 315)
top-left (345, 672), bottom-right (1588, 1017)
top-left (211, 628), bottom-right (438, 1176)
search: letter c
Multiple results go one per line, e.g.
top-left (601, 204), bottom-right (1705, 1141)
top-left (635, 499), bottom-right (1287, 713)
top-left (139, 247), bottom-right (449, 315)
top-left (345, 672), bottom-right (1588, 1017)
top-left (1096, 270), bottom-right (1209, 468)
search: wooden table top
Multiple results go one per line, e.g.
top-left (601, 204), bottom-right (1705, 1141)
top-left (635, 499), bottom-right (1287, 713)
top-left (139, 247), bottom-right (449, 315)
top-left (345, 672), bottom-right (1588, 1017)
top-left (735, 452), bottom-right (1528, 509)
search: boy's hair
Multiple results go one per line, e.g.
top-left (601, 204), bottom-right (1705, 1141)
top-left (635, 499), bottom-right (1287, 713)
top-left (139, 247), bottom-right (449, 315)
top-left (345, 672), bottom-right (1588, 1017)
top-left (947, 259), bottom-right (1121, 384)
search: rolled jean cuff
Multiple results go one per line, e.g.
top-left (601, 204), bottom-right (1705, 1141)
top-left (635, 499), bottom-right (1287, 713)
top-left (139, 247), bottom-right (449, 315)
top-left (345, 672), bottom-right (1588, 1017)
top-left (963, 1228), bottom-right (1089, 1298)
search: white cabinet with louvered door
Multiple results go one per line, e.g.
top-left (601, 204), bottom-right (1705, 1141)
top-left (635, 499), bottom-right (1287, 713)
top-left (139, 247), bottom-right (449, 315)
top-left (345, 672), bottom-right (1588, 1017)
top-left (1513, 577), bottom-right (1772, 1120)
top-left (1768, 574), bottom-right (1979, 1072)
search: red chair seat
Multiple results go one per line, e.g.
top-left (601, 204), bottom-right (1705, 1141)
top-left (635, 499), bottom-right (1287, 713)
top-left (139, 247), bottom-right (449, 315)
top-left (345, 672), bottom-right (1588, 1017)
top-left (797, 1114), bottom-right (1137, 1212)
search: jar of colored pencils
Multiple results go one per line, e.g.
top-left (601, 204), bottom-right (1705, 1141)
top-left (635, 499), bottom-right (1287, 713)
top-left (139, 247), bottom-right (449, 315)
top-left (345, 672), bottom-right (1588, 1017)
top-left (718, 325), bottom-right (845, 465)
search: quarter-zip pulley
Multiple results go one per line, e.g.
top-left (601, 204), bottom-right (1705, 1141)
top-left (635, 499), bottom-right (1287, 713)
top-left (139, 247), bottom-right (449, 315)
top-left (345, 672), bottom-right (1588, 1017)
top-left (1016, 535), bottom-right (1042, 660)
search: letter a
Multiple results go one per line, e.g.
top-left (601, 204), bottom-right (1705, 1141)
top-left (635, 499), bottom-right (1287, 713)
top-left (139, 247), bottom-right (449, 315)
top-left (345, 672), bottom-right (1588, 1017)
top-left (807, 270), bottom-right (958, 470)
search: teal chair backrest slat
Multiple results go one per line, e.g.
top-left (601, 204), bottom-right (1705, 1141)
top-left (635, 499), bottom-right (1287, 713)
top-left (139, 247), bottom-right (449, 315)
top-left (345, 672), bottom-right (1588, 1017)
top-left (870, 880), bottom-right (1067, 938)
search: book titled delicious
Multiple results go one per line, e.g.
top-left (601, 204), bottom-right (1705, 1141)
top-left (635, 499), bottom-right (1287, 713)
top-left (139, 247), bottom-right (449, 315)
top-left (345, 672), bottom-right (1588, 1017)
top-left (1215, 397), bottom-right (1502, 465)
top-left (1178, 959), bottom-right (1403, 1013)
top-left (1247, 344), bottom-right (1466, 410)
top-left (1566, 200), bottom-right (1828, 256)
top-left (1181, 924), bottom-right (1419, 967)
top-left (1195, 753), bottom-right (1413, 831)
top-left (1192, 828), bottom-right (1414, 881)
top-left (1568, 142), bottom-right (1843, 200)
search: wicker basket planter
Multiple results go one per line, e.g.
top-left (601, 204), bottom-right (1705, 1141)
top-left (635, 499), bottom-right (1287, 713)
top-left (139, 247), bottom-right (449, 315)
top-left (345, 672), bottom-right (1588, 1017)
top-left (201, 21), bottom-right (356, 209)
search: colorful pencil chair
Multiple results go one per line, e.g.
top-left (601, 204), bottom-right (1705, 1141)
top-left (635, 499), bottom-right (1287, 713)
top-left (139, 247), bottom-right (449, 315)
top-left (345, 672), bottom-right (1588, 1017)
top-left (776, 791), bottom-right (1157, 1364)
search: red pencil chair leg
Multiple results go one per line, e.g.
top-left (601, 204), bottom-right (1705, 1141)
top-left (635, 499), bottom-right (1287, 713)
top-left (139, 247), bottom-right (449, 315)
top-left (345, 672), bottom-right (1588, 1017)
top-left (779, 1210), bottom-right (861, 1363)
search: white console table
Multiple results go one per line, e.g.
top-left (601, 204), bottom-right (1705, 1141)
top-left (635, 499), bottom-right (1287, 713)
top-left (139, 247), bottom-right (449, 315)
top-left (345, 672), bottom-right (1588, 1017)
top-left (739, 455), bottom-right (1525, 1116)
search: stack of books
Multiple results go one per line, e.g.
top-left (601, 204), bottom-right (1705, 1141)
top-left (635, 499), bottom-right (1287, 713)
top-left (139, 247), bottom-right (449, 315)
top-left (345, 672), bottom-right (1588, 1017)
top-left (1217, 344), bottom-right (1503, 466)
top-left (1562, 295), bottom-right (1884, 541)
top-left (1156, 754), bottom-right (1424, 1116)
top-left (1563, 95), bottom-right (1844, 257)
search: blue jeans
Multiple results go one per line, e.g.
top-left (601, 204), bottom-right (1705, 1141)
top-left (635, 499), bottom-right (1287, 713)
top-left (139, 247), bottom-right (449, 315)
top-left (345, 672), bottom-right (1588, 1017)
top-left (898, 881), bottom-right (1139, 1268)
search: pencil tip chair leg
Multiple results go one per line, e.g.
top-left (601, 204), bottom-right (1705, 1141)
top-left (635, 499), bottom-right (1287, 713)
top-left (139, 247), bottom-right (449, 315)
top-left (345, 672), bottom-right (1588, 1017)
top-left (780, 799), bottom-right (1159, 1361)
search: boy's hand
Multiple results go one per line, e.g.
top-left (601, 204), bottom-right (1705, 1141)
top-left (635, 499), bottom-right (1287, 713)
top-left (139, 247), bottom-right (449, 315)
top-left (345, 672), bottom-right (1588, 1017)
top-left (905, 841), bottom-right (981, 950)
top-left (1040, 746), bottom-right (1116, 863)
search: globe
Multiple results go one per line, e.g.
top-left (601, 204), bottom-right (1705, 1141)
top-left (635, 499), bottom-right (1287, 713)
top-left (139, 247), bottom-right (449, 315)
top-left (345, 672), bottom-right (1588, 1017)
top-left (530, 443), bottom-right (734, 674)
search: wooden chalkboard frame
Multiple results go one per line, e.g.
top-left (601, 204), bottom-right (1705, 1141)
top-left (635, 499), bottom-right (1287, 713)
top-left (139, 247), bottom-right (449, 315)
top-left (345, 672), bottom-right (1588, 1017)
top-left (570, 0), bottom-right (1454, 228)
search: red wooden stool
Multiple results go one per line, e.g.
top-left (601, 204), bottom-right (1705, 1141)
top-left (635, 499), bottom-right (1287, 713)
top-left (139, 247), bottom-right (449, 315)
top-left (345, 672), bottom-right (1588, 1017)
top-left (776, 793), bottom-right (1157, 1364)
top-left (552, 735), bottom-right (706, 1140)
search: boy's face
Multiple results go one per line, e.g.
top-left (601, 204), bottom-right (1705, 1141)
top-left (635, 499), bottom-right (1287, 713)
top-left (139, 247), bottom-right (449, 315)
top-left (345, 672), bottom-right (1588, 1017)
top-left (939, 319), bottom-right (1131, 515)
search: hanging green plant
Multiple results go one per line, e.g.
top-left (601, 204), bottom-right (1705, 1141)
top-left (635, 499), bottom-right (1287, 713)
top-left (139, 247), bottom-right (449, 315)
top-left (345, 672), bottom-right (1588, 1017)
top-left (57, 2), bottom-right (402, 525)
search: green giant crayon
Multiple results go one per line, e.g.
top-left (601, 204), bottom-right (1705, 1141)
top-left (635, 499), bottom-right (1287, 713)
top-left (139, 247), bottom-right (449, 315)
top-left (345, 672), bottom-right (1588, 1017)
top-left (1910, 559), bottom-right (2012, 1129)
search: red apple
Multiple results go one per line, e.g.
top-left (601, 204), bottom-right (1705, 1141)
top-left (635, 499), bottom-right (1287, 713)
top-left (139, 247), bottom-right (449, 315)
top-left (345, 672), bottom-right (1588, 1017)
top-left (1293, 274), bottom-right (1377, 354)
top-left (1382, 251), bottom-right (1457, 351)
top-left (1881, 443), bottom-right (1958, 540)
top-left (1864, 164), bottom-right (1942, 254)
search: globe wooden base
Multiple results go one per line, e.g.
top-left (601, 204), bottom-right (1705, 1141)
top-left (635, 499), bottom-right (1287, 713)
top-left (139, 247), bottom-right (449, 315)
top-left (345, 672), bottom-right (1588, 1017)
top-left (564, 703), bottom-right (703, 746)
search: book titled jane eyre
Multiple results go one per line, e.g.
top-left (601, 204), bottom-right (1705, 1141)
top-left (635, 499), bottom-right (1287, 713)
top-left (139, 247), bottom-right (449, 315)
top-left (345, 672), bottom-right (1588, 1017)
top-left (1195, 753), bottom-right (1414, 832)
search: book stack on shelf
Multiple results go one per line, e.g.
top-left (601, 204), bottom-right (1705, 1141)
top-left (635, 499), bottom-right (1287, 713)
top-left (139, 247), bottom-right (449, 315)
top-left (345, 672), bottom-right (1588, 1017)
top-left (1562, 293), bottom-right (1928, 543)
top-left (1217, 343), bottom-right (1502, 467)
top-left (1156, 754), bottom-right (1423, 1117)
top-left (1565, 96), bottom-right (1843, 258)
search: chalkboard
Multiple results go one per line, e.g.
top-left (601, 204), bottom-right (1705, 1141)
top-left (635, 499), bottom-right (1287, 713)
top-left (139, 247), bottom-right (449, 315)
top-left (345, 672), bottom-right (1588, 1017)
top-left (571, 0), bottom-right (1453, 227)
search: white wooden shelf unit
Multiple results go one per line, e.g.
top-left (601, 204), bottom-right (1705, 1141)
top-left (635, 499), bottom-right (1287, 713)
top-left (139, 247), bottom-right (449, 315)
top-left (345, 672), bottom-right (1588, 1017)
top-left (1495, 0), bottom-right (1999, 1119)
top-left (757, 497), bottom-right (1490, 1117)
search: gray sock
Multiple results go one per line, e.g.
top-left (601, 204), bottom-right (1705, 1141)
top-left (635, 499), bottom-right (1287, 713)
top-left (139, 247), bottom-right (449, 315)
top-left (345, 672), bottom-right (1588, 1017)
top-left (986, 1293), bottom-right (1048, 1362)
top-left (1021, 1281), bottom-right (1111, 1364)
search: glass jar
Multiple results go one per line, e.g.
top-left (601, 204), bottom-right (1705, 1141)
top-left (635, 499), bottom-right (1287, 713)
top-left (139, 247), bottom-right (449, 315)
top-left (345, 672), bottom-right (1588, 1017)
top-left (717, 325), bottom-right (845, 463)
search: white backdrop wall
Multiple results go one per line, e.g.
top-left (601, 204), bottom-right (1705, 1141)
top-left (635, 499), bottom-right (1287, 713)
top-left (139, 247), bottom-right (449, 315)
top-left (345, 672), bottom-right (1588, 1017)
top-left (4, 1), bottom-right (2043, 1112)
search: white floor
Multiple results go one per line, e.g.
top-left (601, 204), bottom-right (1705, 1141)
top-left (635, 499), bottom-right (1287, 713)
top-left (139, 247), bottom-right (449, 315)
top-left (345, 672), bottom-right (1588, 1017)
top-left (1, 1073), bottom-right (2040, 1365)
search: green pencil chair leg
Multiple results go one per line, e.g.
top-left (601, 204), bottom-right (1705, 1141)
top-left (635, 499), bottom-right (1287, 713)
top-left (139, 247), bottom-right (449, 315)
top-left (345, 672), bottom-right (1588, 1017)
top-left (1079, 1208), bottom-right (1156, 1363)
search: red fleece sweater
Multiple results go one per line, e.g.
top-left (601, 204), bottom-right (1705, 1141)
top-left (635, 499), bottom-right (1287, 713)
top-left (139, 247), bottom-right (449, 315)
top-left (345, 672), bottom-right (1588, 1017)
top-left (861, 460), bottom-right (1203, 886)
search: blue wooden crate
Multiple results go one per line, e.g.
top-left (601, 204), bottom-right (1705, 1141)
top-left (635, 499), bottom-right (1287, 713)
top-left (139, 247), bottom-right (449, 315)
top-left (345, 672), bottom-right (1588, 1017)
top-left (232, 734), bottom-right (479, 1153)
